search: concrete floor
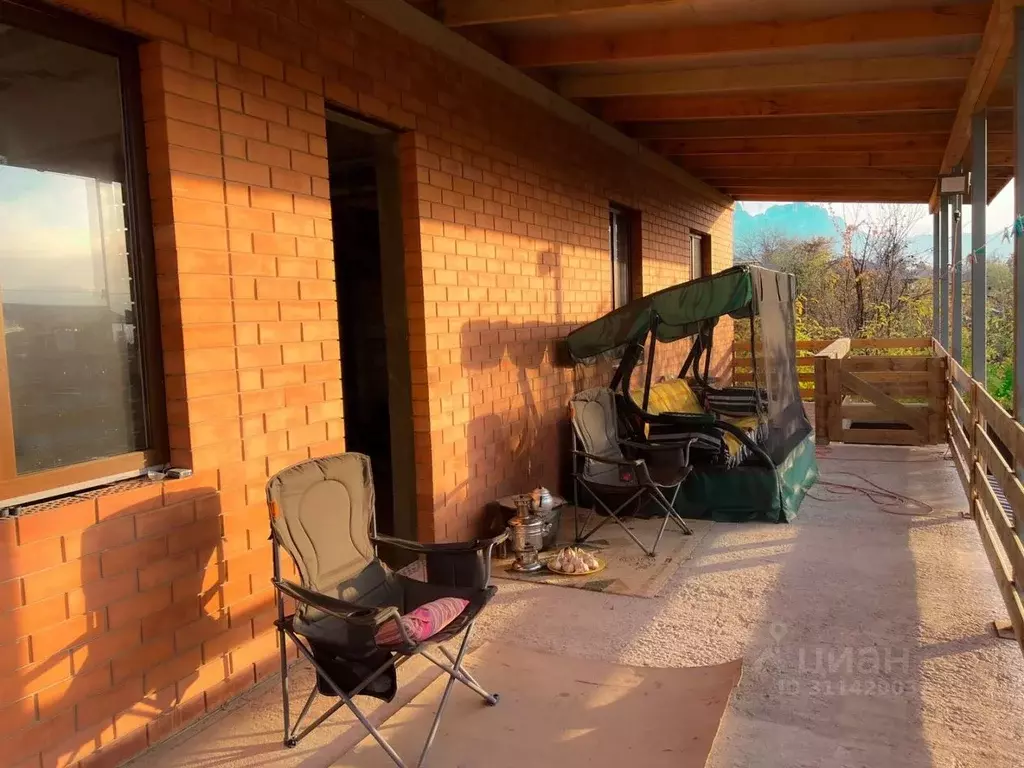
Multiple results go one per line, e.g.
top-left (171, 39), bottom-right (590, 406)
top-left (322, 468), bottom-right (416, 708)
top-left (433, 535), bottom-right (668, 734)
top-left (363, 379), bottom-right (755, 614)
top-left (129, 444), bottom-right (1024, 768)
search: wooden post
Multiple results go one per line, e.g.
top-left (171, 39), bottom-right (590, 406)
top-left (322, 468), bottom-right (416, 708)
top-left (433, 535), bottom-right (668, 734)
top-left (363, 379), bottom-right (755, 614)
top-left (940, 195), bottom-right (950, 350)
top-left (927, 356), bottom-right (945, 444)
top-left (814, 356), bottom-right (829, 445)
top-left (1015, 6), bottom-right (1024, 420)
top-left (814, 338), bottom-right (851, 445)
top-left (969, 379), bottom-right (981, 519)
top-left (972, 110), bottom-right (988, 387)
top-left (827, 358), bottom-right (843, 442)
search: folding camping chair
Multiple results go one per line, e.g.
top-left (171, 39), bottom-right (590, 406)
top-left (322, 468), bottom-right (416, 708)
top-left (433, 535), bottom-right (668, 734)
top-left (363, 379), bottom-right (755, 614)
top-left (267, 453), bottom-right (507, 768)
top-left (570, 387), bottom-right (694, 557)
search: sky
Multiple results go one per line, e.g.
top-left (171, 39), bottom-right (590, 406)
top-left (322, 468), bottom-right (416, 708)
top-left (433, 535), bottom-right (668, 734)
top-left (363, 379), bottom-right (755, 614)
top-left (739, 179), bottom-right (1017, 240)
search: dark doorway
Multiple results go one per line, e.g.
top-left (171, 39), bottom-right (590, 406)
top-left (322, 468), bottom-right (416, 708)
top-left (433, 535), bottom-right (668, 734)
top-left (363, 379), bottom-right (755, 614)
top-left (326, 110), bottom-right (416, 540)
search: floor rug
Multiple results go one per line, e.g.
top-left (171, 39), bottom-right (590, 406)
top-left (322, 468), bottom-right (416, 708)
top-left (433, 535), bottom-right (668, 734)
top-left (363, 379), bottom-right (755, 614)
top-left (492, 512), bottom-right (713, 598)
top-left (336, 642), bottom-right (743, 768)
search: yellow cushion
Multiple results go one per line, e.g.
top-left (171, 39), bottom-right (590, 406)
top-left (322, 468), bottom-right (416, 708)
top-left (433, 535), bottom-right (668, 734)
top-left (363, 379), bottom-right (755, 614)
top-left (721, 415), bottom-right (761, 458)
top-left (636, 379), bottom-right (704, 415)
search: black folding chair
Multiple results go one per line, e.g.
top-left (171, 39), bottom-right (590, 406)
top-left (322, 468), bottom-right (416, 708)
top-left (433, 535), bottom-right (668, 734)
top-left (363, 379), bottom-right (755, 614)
top-left (570, 387), bottom-right (693, 556)
top-left (267, 453), bottom-right (506, 767)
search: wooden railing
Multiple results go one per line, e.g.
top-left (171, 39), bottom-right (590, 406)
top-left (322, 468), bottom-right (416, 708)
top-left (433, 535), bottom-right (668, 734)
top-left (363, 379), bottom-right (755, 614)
top-left (939, 341), bottom-right (1024, 657)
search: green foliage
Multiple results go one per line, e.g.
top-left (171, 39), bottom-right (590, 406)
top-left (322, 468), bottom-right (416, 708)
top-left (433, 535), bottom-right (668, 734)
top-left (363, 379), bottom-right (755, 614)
top-left (738, 207), bottom-right (1015, 400)
top-left (991, 362), bottom-right (1014, 412)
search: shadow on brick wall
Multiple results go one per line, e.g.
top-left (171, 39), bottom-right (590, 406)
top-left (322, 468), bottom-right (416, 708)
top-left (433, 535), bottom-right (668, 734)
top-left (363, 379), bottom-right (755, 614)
top-left (4, 480), bottom-right (284, 768)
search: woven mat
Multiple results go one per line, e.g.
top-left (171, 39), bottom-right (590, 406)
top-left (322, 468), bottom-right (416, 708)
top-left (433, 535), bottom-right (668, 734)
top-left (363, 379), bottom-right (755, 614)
top-left (337, 642), bottom-right (742, 768)
top-left (492, 511), bottom-right (713, 598)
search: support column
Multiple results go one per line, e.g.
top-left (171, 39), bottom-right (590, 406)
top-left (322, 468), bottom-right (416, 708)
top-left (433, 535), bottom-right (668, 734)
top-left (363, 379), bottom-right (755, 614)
top-left (952, 187), bottom-right (963, 364)
top-left (940, 195), bottom-right (950, 350)
top-left (972, 110), bottom-right (987, 386)
top-left (933, 211), bottom-right (940, 341)
top-left (1015, 7), bottom-right (1024, 418)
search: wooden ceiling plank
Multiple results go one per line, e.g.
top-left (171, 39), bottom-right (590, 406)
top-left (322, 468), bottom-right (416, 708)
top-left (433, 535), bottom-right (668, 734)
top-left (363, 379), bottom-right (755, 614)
top-left (698, 166), bottom-right (949, 181)
top-left (653, 135), bottom-right (948, 155)
top-left (441, 0), bottom-right (672, 27)
top-left (929, 0), bottom-right (1024, 210)
top-left (656, 131), bottom-right (1015, 155)
top-left (625, 112), bottom-right (963, 140)
top-left (737, 196), bottom-right (928, 202)
top-left (683, 149), bottom-right (986, 169)
top-left (508, 5), bottom-right (989, 67)
top-left (601, 83), bottom-right (987, 121)
top-left (560, 55), bottom-right (972, 98)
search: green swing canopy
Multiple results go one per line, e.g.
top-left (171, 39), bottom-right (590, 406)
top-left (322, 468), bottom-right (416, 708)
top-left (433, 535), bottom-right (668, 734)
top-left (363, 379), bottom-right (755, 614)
top-left (563, 263), bottom-right (819, 523)
top-left (565, 265), bottom-right (761, 362)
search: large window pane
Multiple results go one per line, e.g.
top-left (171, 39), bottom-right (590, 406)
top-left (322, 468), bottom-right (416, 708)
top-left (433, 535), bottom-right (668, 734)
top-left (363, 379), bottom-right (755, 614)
top-left (0, 24), bottom-right (147, 474)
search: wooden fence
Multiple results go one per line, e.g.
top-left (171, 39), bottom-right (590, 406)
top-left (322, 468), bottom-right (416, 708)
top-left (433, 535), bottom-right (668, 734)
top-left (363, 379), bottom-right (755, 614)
top-left (939, 341), bottom-right (1024, 657)
top-left (733, 339), bottom-right (827, 400)
top-left (732, 337), bottom-right (937, 403)
top-left (810, 337), bottom-right (945, 446)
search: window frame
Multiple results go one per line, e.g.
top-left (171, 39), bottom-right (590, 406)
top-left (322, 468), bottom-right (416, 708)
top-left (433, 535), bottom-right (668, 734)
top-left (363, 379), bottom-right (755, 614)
top-left (0, 0), bottom-right (167, 505)
top-left (690, 231), bottom-right (711, 280)
top-left (610, 204), bottom-right (639, 309)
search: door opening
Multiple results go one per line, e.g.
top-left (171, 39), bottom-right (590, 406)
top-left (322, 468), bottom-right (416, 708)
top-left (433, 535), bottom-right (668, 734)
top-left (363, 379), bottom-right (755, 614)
top-left (326, 110), bottom-right (415, 540)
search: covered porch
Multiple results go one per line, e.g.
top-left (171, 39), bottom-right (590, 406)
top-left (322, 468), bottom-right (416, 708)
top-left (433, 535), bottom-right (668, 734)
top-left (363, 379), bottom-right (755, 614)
top-left (126, 443), bottom-right (1024, 767)
top-left (6, 1), bottom-right (1024, 767)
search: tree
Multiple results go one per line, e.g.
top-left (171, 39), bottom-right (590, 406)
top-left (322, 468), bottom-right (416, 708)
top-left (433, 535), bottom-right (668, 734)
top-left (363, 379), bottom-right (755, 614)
top-left (736, 204), bottom-right (932, 341)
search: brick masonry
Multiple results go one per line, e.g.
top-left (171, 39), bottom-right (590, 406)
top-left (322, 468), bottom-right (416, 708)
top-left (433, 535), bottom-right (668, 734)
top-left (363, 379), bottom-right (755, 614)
top-left (0, 1), bottom-right (734, 766)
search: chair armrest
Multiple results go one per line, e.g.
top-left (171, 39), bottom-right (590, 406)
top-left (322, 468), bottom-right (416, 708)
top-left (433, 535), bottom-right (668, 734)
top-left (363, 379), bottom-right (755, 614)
top-left (572, 450), bottom-right (641, 468)
top-left (372, 531), bottom-right (508, 554)
top-left (621, 439), bottom-right (694, 452)
top-left (273, 578), bottom-right (398, 627)
top-left (656, 412), bottom-right (717, 426)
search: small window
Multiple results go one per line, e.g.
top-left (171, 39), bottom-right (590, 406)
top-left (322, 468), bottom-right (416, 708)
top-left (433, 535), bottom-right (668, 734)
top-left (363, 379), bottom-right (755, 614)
top-left (0, 1), bottom-right (164, 502)
top-left (610, 206), bottom-right (634, 308)
top-left (690, 232), bottom-right (709, 280)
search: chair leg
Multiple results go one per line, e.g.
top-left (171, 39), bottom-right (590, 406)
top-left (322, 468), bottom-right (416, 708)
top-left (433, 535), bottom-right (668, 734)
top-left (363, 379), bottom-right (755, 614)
top-left (649, 495), bottom-right (674, 556)
top-left (579, 486), bottom-right (660, 556)
top-left (651, 484), bottom-right (692, 536)
top-left (277, 623), bottom-right (292, 746)
top-left (285, 628), bottom-right (408, 767)
top-left (287, 685), bottom-right (319, 745)
top-left (416, 623), bottom-right (476, 768)
top-left (420, 644), bottom-right (499, 706)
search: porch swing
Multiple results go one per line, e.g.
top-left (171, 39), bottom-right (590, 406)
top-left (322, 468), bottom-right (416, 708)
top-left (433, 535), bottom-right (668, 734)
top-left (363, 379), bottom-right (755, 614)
top-left (564, 264), bottom-right (819, 523)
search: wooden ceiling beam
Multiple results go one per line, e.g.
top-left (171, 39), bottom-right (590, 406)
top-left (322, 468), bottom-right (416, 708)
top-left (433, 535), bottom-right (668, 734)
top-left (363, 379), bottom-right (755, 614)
top-left (929, 0), bottom-right (1024, 210)
top-left (509, 5), bottom-right (989, 68)
top-left (682, 148), bottom-right (1013, 170)
top-left (735, 193), bottom-right (929, 202)
top-left (654, 135), bottom-right (946, 156)
top-left (625, 112), bottom-right (960, 140)
top-left (655, 131), bottom-right (1015, 156)
top-left (624, 110), bottom-right (1013, 140)
top-left (698, 167), bottom-right (952, 181)
top-left (441, 0), bottom-right (685, 27)
top-left (601, 83), bottom-right (998, 121)
top-left (559, 55), bottom-right (972, 98)
top-left (720, 181), bottom-right (937, 191)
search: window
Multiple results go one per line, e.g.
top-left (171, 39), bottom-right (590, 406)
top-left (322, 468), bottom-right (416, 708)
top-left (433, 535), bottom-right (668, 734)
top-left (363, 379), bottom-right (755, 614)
top-left (690, 232), bottom-right (709, 280)
top-left (610, 205), bottom-right (634, 308)
top-left (0, 1), bottom-right (164, 503)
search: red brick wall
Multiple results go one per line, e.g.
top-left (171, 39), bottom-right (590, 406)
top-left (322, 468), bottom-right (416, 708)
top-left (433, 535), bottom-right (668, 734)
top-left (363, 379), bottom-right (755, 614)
top-left (0, 1), bottom-right (733, 766)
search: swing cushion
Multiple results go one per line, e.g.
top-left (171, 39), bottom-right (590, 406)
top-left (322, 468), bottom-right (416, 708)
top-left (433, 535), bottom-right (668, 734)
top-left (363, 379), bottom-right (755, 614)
top-left (639, 381), bottom-right (765, 463)
top-left (638, 378), bottom-right (703, 415)
top-left (374, 597), bottom-right (470, 646)
top-left (720, 415), bottom-right (763, 458)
